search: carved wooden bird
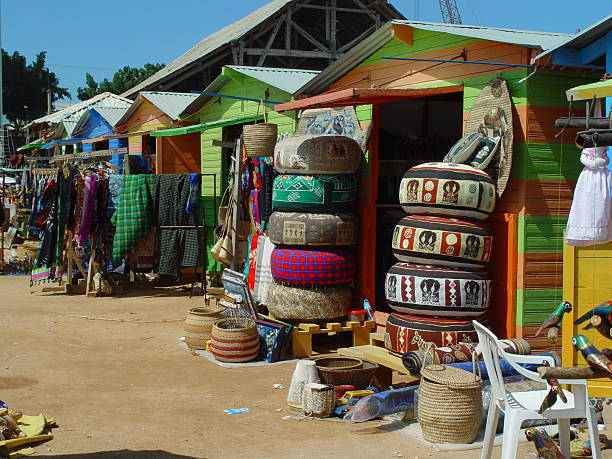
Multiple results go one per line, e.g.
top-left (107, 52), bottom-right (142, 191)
top-left (574, 301), bottom-right (612, 326)
top-left (534, 301), bottom-right (573, 337)
top-left (582, 313), bottom-right (612, 340)
top-left (538, 379), bottom-right (566, 413)
top-left (525, 428), bottom-right (564, 459)
top-left (572, 334), bottom-right (612, 375)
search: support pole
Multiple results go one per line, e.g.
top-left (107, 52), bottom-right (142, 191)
top-left (229, 139), bottom-right (241, 271)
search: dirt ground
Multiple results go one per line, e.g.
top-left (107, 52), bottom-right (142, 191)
top-left (0, 276), bottom-right (607, 459)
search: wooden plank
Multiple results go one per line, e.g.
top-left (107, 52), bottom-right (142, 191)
top-left (42, 286), bottom-right (65, 293)
top-left (297, 323), bottom-right (320, 333)
top-left (325, 322), bottom-right (342, 331)
top-left (391, 23), bottom-right (412, 45)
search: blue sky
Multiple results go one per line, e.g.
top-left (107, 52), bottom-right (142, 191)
top-left (2, 1), bottom-right (610, 103)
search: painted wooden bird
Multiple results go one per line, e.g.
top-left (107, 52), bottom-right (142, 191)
top-left (582, 313), bottom-right (612, 340)
top-left (534, 301), bottom-right (573, 337)
top-left (574, 301), bottom-right (612, 326)
top-left (538, 379), bottom-right (566, 413)
top-left (572, 334), bottom-right (612, 375)
top-left (525, 428), bottom-right (564, 459)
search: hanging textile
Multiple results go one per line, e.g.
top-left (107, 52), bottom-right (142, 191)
top-left (155, 174), bottom-right (199, 277)
top-left (31, 170), bottom-right (71, 284)
top-left (253, 234), bottom-right (276, 304)
top-left (111, 174), bottom-right (157, 262)
top-left (106, 174), bottom-right (124, 218)
top-left (566, 146), bottom-right (612, 246)
top-left (76, 175), bottom-right (96, 245)
top-left (185, 173), bottom-right (201, 216)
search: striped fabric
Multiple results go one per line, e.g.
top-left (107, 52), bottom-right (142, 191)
top-left (270, 248), bottom-right (355, 285)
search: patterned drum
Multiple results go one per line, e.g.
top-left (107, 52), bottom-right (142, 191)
top-left (392, 215), bottom-right (492, 269)
top-left (385, 263), bottom-right (492, 317)
top-left (399, 162), bottom-right (495, 220)
top-left (267, 283), bottom-right (351, 320)
top-left (268, 211), bottom-right (357, 246)
top-left (385, 313), bottom-right (479, 354)
top-left (274, 135), bottom-right (362, 175)
top-left (272, 174), bottom-right (357, 212)
top-left (270, 248), bottom-right (355, 286)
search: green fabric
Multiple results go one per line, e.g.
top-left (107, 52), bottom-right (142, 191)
top-left (150, 114), bottom-right (263, 137)
top-left (111, 175), bottom-right (157, 262)
top-left (272, 174), bottom-right (357, 211)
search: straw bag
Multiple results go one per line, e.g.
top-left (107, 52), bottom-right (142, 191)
top-left (417, 363), bottom-right (482, 444)
top-left (243, 100), bottom-right (277, 157)
top-left (211, 194), bottom-right (234, 264)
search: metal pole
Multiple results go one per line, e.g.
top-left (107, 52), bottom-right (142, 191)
top-left (1, 170), bottom-right (5, 264)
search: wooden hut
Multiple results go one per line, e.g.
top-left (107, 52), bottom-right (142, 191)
top-left (113, 92), bottom-right (200, 174)
top-left (153, 65), bottom-right (319, 268)
top-left (276, 20), bottom-right (604, 351)
top-left (534, 15), bottom-right (612, 395)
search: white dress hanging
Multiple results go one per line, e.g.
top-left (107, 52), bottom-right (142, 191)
top-left (566, 146), bottom-right (612, 246)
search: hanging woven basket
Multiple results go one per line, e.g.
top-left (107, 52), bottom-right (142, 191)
top-left (243, 100), bottom-right (277, 157)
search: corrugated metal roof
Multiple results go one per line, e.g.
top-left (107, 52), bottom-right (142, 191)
top-left (71, 106), bottom-right (131, 139)
top-left (115, 91), bottom-right (200, 128)
top-left (535, 15), bottom-right (612, 60)
top-left (299, 20), bottom-right (570, 95)
top-left (180, 66), bottom-right (319, 119)
top-left (392, 20), bottom-right (571, 50)
top-left (28, 92), bottom-right (132, 128)
top-left (121, 0), bottom-right (293, 98)
top-left (226, 65), bottom-right (320, 94)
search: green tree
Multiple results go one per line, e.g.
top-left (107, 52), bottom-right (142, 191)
top-left (77, 63), bottom-right (165, 100)
top-left (2, 50), bottom-right (70, 128)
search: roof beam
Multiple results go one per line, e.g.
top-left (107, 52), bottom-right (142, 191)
top-left (294, 3), bottom-right (375, 14)
top-left (245, 48), bottom-right (334, 58)
top-left (257, 14), bottom-right (286, 66)
top-left (338, 24), bottom-right (377, 53)
top-left (350, 0), bottom-right (379, 22)
top-left (291, 21), bottom-right (331, 52)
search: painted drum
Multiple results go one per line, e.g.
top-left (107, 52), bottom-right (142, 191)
top-left (268, 211), bottom-right (357, 246)
top-left (385, 263), bottom-right (492, 317)
top-left (399, 162), bottom-right (495, 220)
top-left (274, 135), bottom-right (362, 175)
top-left (272, 174), bottom-right (357, 212)
top-left (384, 313), bottom-right (479, 354)
top-left (270, 248), bottom-right (355, 286)
top-left (392, 215), bottom-right (492, 269)
top-left (266, 282), bottom-right (351, 320)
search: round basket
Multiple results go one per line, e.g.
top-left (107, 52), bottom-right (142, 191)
top-left (418, 365), bottom-right (482, 444)
top-left (314, 355), bottom-right (380, 388)
top-left (243, 123), bottom-right (278, 157)
top-left (210, 318), bottom-right (260, 363)
top-left (184, 306), bottom-right (226, 349)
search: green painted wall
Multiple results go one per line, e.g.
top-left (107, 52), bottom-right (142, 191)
top-left (196, 67), bottom-right (299, 269)
top-left (516, 288), bottom-right (564, 326)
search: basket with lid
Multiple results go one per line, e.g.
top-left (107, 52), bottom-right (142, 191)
top-left (417, 364), bottom-right (482, 444)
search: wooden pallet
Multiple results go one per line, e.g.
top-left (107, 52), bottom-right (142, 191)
top-left (290, 319), bottom-right (376, 358)
top-left (337, 332), bottom-right (420, 387)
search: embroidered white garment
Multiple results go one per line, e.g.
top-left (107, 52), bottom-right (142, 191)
top-left (566, 146), bottom-right (612, 246)
top-left (253, 235), bottom-right (276, 304)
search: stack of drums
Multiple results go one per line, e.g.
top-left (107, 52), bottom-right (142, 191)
top-left (384, 162), bottom-right (496, 353)
top-left (267, 135), bottom-right (361, 320)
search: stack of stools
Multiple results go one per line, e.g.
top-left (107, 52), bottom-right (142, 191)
top-left (266, 135), bottom-right (362, 321)
top-left (384, 162), bottom-right (496, 353)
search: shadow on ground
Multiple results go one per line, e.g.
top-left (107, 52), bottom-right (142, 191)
top-left (42, 451), bottom-right (201, 458)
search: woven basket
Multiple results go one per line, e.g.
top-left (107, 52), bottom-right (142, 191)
top-left (211, 318), bottom-right (260, 363)
top-left (303, 383), bottom-right (335, 418)
top-left (243, 123), bottom-right (278, 157)
top-left (314, 355), bottom-right (378, 387)
top-left (418, 364), bottom-right (482, 444)
top-left (184, 306), bottom-right (226, 349)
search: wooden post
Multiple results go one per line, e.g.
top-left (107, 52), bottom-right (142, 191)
top-left (85, 235), bottom-right (97, 296)
top-left (229, 139), bottom-right (241, 271)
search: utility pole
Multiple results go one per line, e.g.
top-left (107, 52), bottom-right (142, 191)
top-left (46, 68), bottom-right (52, 114)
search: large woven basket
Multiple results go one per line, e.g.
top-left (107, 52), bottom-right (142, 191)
top-left (211, 318), bottom-right (260, 363)
top-left (314, 355), bottom-right (381, 388)
top-left (184, 306), bottom-right (226, 349)
top-left (243, 123), bottom-right (278, 157)
top-left (418, 365), bottom-right (482, 444)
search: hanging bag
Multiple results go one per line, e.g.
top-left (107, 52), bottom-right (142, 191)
top-left (217, 184), bottom-right (231, 226)
top-left (243, 100), bottom-right (278, 157)
top-left (211, 193), bottom-right (234, 264)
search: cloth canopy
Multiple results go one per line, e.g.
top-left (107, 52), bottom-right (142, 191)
top-left (566, 79), bottom-right (612, 101)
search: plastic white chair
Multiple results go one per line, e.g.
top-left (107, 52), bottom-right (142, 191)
top-left (473, 320), bottom-right (602, 459)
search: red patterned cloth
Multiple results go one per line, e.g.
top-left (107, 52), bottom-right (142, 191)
top-left (270, 248), bottom-right (355, 286)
